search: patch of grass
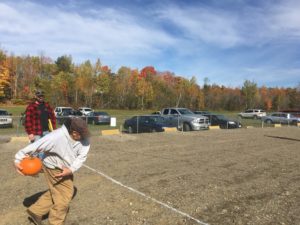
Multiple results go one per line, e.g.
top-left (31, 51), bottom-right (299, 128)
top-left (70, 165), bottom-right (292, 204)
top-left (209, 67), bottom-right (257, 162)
top-left (0, 105), bottom-right (26, 116)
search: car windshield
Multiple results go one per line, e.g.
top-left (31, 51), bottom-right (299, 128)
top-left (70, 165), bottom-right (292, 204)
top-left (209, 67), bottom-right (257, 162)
top-left (94, 112), bottom-right (108, 116)
top-left (130, 116), bottom-right (137, 121)
top-left (215, 115), bottom-right (227, 120)
top-left (62, 108), bottom-right (73, 113)
top-left (0, 110), bottom-right (9, 115)
top-left (178, 109), bottom-right (194, 115)
top-left (61, 111), bottom-right (72, 116)
top-left (195, 111), bottom-right (210, 114)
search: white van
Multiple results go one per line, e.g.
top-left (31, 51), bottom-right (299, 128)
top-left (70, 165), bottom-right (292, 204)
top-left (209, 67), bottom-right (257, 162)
top-left (54, 107), bottom-right (73, 116)
top-left (78, 107), bottom-right (93, 116)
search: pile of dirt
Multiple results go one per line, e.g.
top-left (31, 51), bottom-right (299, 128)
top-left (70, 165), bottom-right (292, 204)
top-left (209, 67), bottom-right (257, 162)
top-left (0, 136), bottom-right (11, 144)
top-left (1, 127), bottom-right (300, 225)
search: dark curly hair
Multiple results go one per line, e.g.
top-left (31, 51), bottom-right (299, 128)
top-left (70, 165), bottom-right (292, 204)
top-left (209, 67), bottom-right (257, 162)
top-left (63, 117), bottom-right (90, 140)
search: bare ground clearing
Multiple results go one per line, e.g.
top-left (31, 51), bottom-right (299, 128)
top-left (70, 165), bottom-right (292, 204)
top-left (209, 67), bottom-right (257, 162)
top-left (0, 127), bottom-right (300, 225)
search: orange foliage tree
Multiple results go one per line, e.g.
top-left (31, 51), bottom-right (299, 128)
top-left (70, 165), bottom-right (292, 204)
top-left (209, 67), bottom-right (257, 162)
top-left (0, 51), bottom-right (10, 100)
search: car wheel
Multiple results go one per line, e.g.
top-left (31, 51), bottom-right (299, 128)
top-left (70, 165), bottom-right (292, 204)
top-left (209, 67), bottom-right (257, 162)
top-left (253, 115), bottom-right (258, 119)
top-left (183, 123), bottom-right (191, 131)
top-left (92, 120), bottom-right (96, 125)
top-left (220, 124), bottom-right (226, 129)
top-left (128, 126), bottom-right (133, 134)
top-left (151, 128), bottom-right (157, 133)
top-left (265, 119), bottom-right (272, 124)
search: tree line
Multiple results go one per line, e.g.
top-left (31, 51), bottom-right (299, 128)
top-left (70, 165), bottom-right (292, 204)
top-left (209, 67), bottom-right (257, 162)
top-left (0, 49), bottom-right (299, 111)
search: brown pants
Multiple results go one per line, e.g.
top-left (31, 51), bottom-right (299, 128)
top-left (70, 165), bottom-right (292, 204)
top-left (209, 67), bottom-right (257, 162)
top-left (29, 167), bottom-right (74, 225)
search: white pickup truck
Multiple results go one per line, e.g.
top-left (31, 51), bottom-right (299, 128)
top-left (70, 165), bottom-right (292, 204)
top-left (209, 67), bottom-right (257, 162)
top-left (161, 107), bottom-right (209, 131)
top-left (0, 109), bottom-right (13, 128)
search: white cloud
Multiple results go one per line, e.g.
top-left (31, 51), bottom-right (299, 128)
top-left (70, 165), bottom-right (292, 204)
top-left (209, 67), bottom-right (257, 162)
top-left (155, 1), bottom-right (300, 48)
top-left (0, 0), bottom-right (299, 87)
top-left (268, 0), bottom-right (300, 38)
top-left (156, 4), bottom-right (243, 48)
top-left (241, 67), bottom-right (300, 87)
top-left (0, 1), bottom-right (177, 62)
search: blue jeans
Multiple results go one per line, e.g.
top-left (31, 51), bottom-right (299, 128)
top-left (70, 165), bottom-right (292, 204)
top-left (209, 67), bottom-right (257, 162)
top-left (33, 131), bottom-right (50, 159)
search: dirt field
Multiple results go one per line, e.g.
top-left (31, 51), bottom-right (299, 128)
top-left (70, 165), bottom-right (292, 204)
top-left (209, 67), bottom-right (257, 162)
top-left (0, 127), bottom-right (300, 225)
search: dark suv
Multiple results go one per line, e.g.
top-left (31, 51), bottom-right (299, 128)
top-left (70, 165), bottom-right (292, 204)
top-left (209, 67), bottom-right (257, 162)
top-left (124, 115), bottom-right (167, 133)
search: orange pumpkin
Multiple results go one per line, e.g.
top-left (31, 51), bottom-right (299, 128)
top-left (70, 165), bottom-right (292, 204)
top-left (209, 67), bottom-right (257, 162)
top-left (20, 156), bottom-right (43, 176)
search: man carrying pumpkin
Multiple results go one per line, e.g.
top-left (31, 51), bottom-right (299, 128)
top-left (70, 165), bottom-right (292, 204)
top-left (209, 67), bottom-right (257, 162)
top-left (14, 117), bottom-right (90, 225)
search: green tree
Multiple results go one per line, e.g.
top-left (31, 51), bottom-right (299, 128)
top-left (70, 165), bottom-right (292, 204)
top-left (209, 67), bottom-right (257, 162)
top-left (241, 80), bottom-right (258, 109)
top-left (55, 55), bottom-right (72, 73)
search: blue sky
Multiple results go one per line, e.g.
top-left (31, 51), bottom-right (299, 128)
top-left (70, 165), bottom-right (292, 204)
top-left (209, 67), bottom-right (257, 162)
top-left (0, 0), bottom-right (300, 88)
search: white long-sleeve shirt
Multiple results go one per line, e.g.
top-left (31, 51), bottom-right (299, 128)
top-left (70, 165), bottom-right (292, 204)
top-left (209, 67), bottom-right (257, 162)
top-left (15, 125), bottom-right (90, 173)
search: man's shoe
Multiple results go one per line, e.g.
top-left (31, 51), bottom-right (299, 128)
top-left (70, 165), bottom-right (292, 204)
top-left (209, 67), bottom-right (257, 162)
top-left (26, 209), bottom-right (43, 225)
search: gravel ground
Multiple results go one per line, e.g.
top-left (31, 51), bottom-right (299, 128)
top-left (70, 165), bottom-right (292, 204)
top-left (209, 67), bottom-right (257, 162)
top-left (0, 127), bottom-right (300, 225)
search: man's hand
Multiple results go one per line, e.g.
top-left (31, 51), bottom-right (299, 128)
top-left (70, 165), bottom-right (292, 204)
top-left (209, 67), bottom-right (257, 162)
top-left (55, 166), bottom-right (73, 178)
top-left (14, 162), bottom-right (25, 176)
top-left (28, 134), bottom-right (35, 142)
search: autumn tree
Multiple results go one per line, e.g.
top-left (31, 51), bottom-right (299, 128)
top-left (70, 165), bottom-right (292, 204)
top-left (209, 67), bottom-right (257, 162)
top-left (259, 86), bottom-right (272, 110)
top-left (154, 71), bottom-right (177, 108)
top-left (286, 88), bottom-right (300, 109)
top-left (2, 51), bottom-right (300, 111)
top-left (94, 65), bottom-right (112, 108)
top-left (74, 60), bottom-right (94, 106)
top-left (241, 80), bottom-right (258, 109)
top-left (136, 70), bottom-right (154, 110)
top-left (51, 71), bottom-right (75, 105)
top-left (203, 77), bottom-right (210, 109)
top-left (0, 50), bottom-right (11, 101)
top-left (220, 87), bottom-right (242, 111)
top-left (113, 66), bottom-right (134, 108)
top-left (139, 66), bottom-right (156, 80)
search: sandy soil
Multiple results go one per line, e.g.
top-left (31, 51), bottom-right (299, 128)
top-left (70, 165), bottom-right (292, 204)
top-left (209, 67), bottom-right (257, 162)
top-left (0, 127), bottom-right (300, 225)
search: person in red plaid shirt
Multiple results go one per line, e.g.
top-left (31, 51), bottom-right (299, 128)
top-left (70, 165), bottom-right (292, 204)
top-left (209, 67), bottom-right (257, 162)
top-left (25, 90), bottom-right (57, 143)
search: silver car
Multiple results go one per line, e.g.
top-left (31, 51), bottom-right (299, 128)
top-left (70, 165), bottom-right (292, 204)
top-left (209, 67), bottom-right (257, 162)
top-left (262, 112), bottom-right (300, 125)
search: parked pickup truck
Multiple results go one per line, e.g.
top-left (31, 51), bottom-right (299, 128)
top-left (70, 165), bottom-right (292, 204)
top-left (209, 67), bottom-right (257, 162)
top-left (161, 107), bottom-right (209, 131)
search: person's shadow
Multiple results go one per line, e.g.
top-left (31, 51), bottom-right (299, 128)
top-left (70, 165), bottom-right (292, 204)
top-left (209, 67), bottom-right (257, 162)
top-left (23, 186), bottom-right (77, 219)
